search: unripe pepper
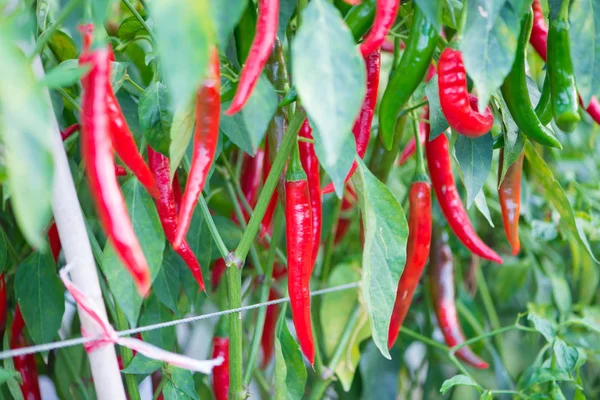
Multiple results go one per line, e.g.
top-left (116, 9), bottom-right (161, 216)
top-left (437, 48), bottom-right (494, 137)
top-left (498, 150), bottom-right (524, 256)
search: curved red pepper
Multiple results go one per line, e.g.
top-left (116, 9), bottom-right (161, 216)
top-left (235, 150), bottom-right (266, 224)
top-left (175, 48), bottom-right (221, 248)
top-left (531, 0), bottom-right (548, 61)
top-left (172, 172), bottom-right (182, 213)
top-left (359, 0), bottom-right (399, 56)
top-left (80, 46), bottom-right (151, 294)
top-left (322, 50), bottom-right (380, 195)
top-left (438, 48), bottom-right (494, 137)
top-left (148, 146), bottom-right (206, 291)
top-left (260, 288), bottom-right (280, 368)
top-left (260, 141), bottom-right (279, 239)
top-left (226, 0), bottom-right (279, 115)
top-left (388, 181), bottom-right (431, 349)
top-left (425, 113), bottom-right (502, 264)
top-left (211, 336), bottom-right (229, 400)
top-left (60, 123), bottom-right (80, 141)
top-left (429, 232), bottom-right (489, 369)
top-left (298, 121), bottom-right (322, 270)
top-left (498, 150), bottom-right (524, 256)
top-left (11, 307), bottom-right (42, 400)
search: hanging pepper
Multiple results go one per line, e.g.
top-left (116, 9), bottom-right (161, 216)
top-left (260, 288), bottom-right (281, 368)
top-left (359, 0), bottom-right (399, 56)
top-left (261, 142), bottom-right (279, 239)
top-left (60, 123), bottom-right (80, 141)
top-left (211, 331), bottom-right (229, 400)
top-left (48, 222), bottom-right (61, 263)
top-left (286, 144), bottom-right (315, 364)
top-left (345, 0), bottom-right (377, 41)
top-left (0, 274), bottom-right (6, 336)
top-left (298, 121), bottom-right (322, 270)
top-left (322, 50), bottom-right (381, 194)
top-left (498, 150), bottom-right (524, 256)
top-left (425, 111), bottom-right (502, 264)
top-left (388, 114), bottom-right (432, 349)
top-left (11, 307), bottom-right (42, 400)
top-left (334, 184), bottom-right (358, 245)
top-left (235, 150), bottom-right (266, 224)
top-left (535, 74), bottom-right (553, 126)
top-left (147, 146), bottom-right (206, 291)
top-left (438, 48), bottom-right (494, 137)
top-left (175, 48), bottom-right (221, 248)
top-left (500, 10), bottom-right (562, 149)
top-left (172, 171), bottom-right (182, 213)
top-left (80, 45), bottom-right (151, 294)
top-left (547, 0), bottom-right (580, 132)
top-left (226, 0), bottom-right (279, 115)
top-left (368, 115), bottom-right (408, 183)
top-left (379, 6), bottom-right (437, 149)
top-left (429, 231), bottom-right (489, 369)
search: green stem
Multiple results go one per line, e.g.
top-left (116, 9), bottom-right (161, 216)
top-left (121, 0), bottom-right (158, 43)
top-left (57, 87), bottom-right (81, 112)
top-left (475, 267), bottom-right (504, 353)
top-left (457, 0), bottom-right (469, 39)
top-left (31, 0), bottom-right (80, 58)
top-left (125, 75), bottom-right (144, 94)
top-left (115, 307), bottom-right (141, 400)
top-left (63, 350), bottom-right (91, 400)
top-left (152, 375), bottom-right (167, 400)
top-left (398, 99), bottom-right (429, 119)
top-left (410, 111), bottom-right (428, 182)
top-left (227, 260), bottom-right (244, 400)
top-left (400, 327), bottom-right (448, 352)
top-left (253, 368), bottom-right (271, 396)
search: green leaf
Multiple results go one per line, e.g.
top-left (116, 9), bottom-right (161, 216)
top-left (43, 60), bottom-right (89, 89)
top-left (153, 247), bottom-right (182, 314)
top-left (92, 0), bottom-right (115, 28)
top-left (221, 75), bottom-right (277, 155)
top-left (527, 303), bottom-right (556, 343)
top-left (352, 158), bottom-right (409, 359)
top-left (210, 0), bottom-right (248, 49)
top-left (460, 0), bottom-right (523, 112)
top-left (425, 75), bottom-right (449, 141)
top-left (121, 354), bottom-right (162, 375)
top-left (150, 0), bottom-right (214, 108)
top-left (0, 368), bottom-right (18, 386)
top-left (111, 61), bottom-right (127, 93)
top-left (569, 0), bottom-right (600, 106)
top-left (0, 36), bottom-right (54, 249)
top-left (163, 367), bottom-right (200, 400)
top-left (550, 274), bottom-right (572, 316)
top-left (454, 133), bottom-right (493, 208)
top-left (440, 374), bottom-right (482, 394)
top-left (292, 0), bottom-right (366, 168)
top-left (313, 126), bottom-right (355, 197)
top-left (47, 30), bottom-right (78, 61)
top-left (497, 95), bottom-right (525, 184)
top-left (358, 341), bottom-right (403, 400)
top-left (100, 179), bottom-right (166, 327)
top-left (524, 141), bottom-right (600, 263)
top-left (184, 208), bottom-right (213, 291)
top-left (140, 294), bottom-right (176, 349)
top-left (169, 97), bottom-right (196, 178)
top-left (474, 191), bottom-right (495, 227)
top-left (118, 16), bottom-right (148, 41)
top-left (278, 0), bottom-right (297, 38)
top-left (274, 306), bottom-right (307, 400)
top-left (553, 338), bottom-right (579, 373)
top-left (139, 82), bottom-right (172, 156)
top-left (415, 0), bottom-right (443, 32)
top-left (523, 368), bottom-right (572, 388)
top-left (209, 217), bottom-right (242, 261)
top-left (14, 252), bottom-right (65, 345)
top-left (0, 230), bottom-right (8, 273)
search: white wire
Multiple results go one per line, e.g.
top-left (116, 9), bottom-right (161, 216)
top-left (0, 281), bottom-right (360, 360)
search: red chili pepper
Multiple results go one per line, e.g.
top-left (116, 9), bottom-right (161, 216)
top-left (260, 142), bottom-right (279, 239)
top-left (531, 0), bottom-right (548, 61)
top-left (11, 307), bottom-right (42, 400)
top-left (172, 171), bottom-right (182, 213)
top-left (388, 181), bottom-right (431, 349)
top-left (498, 151), bottom-right (524, 256)
top-left (234, 150), bottom-right (266, 224)
top-left (380, 38), bottom-right (406, 53)
top-left (438, 48), bottom-right (494, 137)
top-left (226, 0), bottom-right (279, 115)
top-left (60, 123), bottom-right (80, 141)
top-left (359, 0), bottom-right (399, 56)
top-left (114, 165), bottom-right (127, 176)
top-left (48, 222), bottom-right (61, 263)
top-left (398, 109), bottom-right (428, 166)
top-left (211, 259), bottom-right (227, 290)
top-left (334, 185), bottom-right (358, 245)
top-left (424, 111), bottom-right (502, 264)
top-left (585, 97), bottom-right (600, 124)
top-left (80, 45), bottom-right (151, 294)
top-left (322, 50), bottom-right (380, 195)
top-left (0, 274), bottom-right (6, 335)
top-left (212, 336), bottom-right (229, 400)
top-left (175, 48), bottom-right (221, 248)
top-left (260, 288), bottom-right (280, 368)
top-left (298, 121), bottom-right (322, 270)
top-left (286, 145), bottom-right (315, 364)
top-left (148, 146), bottom-right (206, 291)
top-left (429, 231), bottom-right (489, 369)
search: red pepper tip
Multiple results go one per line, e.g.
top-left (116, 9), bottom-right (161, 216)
top-left (225, 102), bottom-right (242, 116)
top-left (321, 183), bottom-right (334, 195)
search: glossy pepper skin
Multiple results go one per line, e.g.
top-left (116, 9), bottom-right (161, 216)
top-left (500, 10), bottom-right (562, 149)
top-left (535, 75), bottom-right (553, 126)
top-left (11, 307), bottom-right (42, 400)
top-left (212, 336), bottom-right (230, 400)
top-left (547, 0), bottom-right (580, 132)
top-left (298, 121), bottom-right (322, 270)
top-left (261, 142), bottom-right (279, 239)
top-left (429, 231), bottom-right (489, 369)
top-left (425, 115), bottom-right (502, 264)
top-left (175, 48), bottom-right (220, 248)
top-left (379, 6), bottom-right (437, 149)
top-left (322, 50), bottom-right (380, 194)
top-left (388, 181), bottom-right (432, 349)
top-left (345, 0), bottom-right (376, 41)
top-left (438, 48), bottom-right (494, 137)
top-left (147, 146), bottom-right (206, 291)
top-left (359, 0), bottom-right (399, 56)
top-left (226, 0), bottom-right (279, 115)
top-left (236, 150), bottom-right (266, 224)
top-left (260, 288), bottom-right (281, 367)
top-left (334, 185), bottom-right (358, 245)
top-left (498, 150), bottom-right (524, 256)
top-left (530, 0), bottom-right (548, 61)
top-left (80, 46), bottom-right (151, 294)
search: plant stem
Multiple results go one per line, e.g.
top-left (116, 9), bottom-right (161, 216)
top-left (400, 327), bottom-right (449, 351)
top-left (319, 195), bottom-right (342, 286)
top-left (120, 0), bottom-right (158, 43)
top-left (31, 0), bottom-right (80, 58)
top-left (476, 267), bottom-right (504, 353)
top-left (125, 75), bottom-right (145, 93)
top-left (152, 375), bottom-right (167, 400)
top-left (57, 87), bottom-right (82, 112)
top-left (227, 260), bottom-right (244, 400)
top-left (198, 194), bottom-right (229, 259)
top-left (115, 307), bottom-right (141, 400)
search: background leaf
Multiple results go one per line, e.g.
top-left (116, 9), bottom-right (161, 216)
top-left (210, 0), bottom-right (248, 49)
top-left (425, 75), bottom-right (449, 141)
top-left (139, 81), bottom-right (172, 156)
top-left (313, 125), bottom-right (355, 197)
top-left (455, 133), bottom-right (493, 208)
top-left (274, 306), bottom-right (307, 400)
top-left (569, 0), bottom-right (600, 106)
top-left (169, 98), bottom-right (196, 179)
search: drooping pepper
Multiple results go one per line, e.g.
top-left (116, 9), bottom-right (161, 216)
top-left (535, 74), bottom-right (553, 126)
top-left (80, 45), bottom-right (151, 294)
top-left (260, 288), bottom-right (281, 368)
top-left (547, 0), bottom-right (580, 132)
top-left (175, 48), bottom-right (221, 248)
top-left (334, 184), bottom-right (358, 245)
top-left (147, 146), bottom-right (206, 291)
top-left (226, 0), bottom-right (279, 115)
top-left (379, 6), bottom-right (437, 149)
top-left (359, 0), bottom-right (399, 56)
top-left (498, 150), bottom-right (524, 256)
top-left (11, 307), bottom-right (42, 400)
top-left (437, 48), bottom-right (494, 137)
top-left (425, 110), bottom-right (502, 264)
top-left (261, 142), bottom-right (279, 239)
top-left (322, 50), bottom-right (380, 194)
top-left (211, 332), bottom-right (229, 400)
top-left (345, 0), bottom-right (377, 41)
top-left (500, 10), bottom-right (562, 149)
top-left (429, 231), bottom-right (489, 369)
top-left (0, 274), bottom-right (6, 336)
top-left (234, 150), bottom-right (265, 224)
top-left (285, 144), bottom-right (315, 364)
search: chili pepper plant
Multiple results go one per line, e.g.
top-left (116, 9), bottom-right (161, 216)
top-left (0, 0), bottom-right (599, 399)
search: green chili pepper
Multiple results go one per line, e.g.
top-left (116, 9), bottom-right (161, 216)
top-left (500, 10), bottom-right (562, 149)
top-left (547, 0), bottom-right (580, 132)
top-left (368, 115), bottom-right (408, 183)
top-left (344, 0), bottom-right (376, 41)
top-left (378, 5), bottom-right (438, 150)
top-left (534, 74), bottom-right (552, 125)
